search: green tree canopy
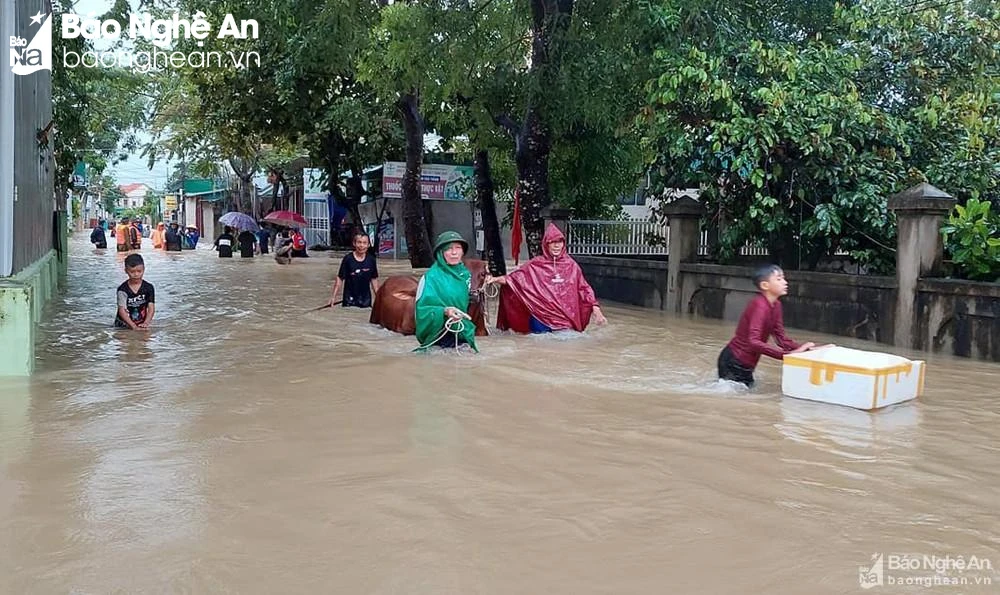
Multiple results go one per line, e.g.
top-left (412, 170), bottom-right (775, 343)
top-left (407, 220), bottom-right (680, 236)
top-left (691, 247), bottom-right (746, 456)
top-left (640, 0), bottom-right (999, 272)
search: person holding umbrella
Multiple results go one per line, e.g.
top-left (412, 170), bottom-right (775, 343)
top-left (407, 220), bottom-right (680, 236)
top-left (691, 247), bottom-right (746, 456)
top-left (237, 228), bottom-right (258, 258)
top-left (263, 210), bottom-right (308, 229)
top-left (219, 212), bottom-right (260, 233)
top-left (217, 212), bottom-right (261, 258)
top-left (263, 210), bottom-right (310, 259)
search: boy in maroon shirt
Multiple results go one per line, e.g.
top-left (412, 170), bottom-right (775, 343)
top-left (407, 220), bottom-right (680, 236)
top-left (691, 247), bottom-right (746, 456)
top-left (718, 265), bottom-right (829, 387)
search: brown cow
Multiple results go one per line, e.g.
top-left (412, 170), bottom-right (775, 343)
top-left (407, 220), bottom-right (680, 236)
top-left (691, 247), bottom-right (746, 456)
top-left (370, 259), bottom-right (490, 336)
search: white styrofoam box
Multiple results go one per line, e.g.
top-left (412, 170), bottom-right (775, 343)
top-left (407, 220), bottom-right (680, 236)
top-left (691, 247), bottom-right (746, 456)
top-left (781, 346), bottom-right (925, 411)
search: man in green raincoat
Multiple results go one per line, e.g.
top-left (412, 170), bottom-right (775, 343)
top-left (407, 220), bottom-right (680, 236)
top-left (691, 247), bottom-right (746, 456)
top-left (414, 231), bottom-right (479, 352)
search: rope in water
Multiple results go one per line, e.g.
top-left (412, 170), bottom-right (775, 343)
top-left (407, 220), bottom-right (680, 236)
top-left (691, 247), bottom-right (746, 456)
top-left (426, 316), bottom-right (468, 353)
top-left (424, 278), bottom-right (502, 351)
top-left (472, 292), bottom-right (489, 337)
top-left (469, 279), bottom-right (501, 336)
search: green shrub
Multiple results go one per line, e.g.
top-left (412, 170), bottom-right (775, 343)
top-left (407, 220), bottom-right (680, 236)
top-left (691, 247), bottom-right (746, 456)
top-left (941, 198), bottom-right (1000, 282)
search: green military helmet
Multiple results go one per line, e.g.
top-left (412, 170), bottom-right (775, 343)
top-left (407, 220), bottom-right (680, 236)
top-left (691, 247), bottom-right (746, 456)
top-left (433, 230), bottom-right (468, 255)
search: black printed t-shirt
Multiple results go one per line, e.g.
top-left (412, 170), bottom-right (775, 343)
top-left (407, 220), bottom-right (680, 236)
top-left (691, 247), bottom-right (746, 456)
top-left (237, 230), bottom-right (257, 257)
top-left (337, 253), bottom-right (379, 307)
top-left (115, 280), bottom-right (155, 328)
top-left (215, 233), bottom-right (235, 257)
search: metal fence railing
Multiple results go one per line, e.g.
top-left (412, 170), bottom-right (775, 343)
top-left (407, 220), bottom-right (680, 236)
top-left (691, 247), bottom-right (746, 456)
top-left (698, 230), bottom-right (769, 257)
top-left (568, 220), bottom-right (668, 255)
top-left (568, 219), bottom-right (771, 257)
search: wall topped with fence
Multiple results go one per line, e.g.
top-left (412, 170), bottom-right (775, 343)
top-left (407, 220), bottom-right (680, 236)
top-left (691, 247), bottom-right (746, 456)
top-left (567, 218), bottom-right (767, 257)
top-left (561, 184), bottom-right (1000, 362)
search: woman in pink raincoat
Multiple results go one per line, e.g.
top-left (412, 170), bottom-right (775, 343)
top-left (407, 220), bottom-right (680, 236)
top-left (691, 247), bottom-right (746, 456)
top-left (487, 223), bottom-right (607, 333)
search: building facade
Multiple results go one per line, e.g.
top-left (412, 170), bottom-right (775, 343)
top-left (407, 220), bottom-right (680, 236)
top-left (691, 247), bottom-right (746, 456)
top-left (118, 182), bottom-right (153, 210)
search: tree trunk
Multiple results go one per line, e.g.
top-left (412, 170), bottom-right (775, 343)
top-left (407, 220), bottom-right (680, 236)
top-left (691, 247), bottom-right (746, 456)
top-left (269, 169), bottom-right (289, 212)
top-left (498, 0), bottom-right (574, 257)
top-left (398, 91), bottom-right (433, 268)
top-left (347, 164), bottom-right (366, 235)
top-left (243, 176), bottom-right (253, 213)
top-left (422, 200), bottom-right (435, 239)
top-left (474, 148), bottom-right (506, 275)
top-left (228, 156), bottom-right (256, 216)
top-left (514, 110), bottom-right (551, 258)
top-left (268, 169), bottom-right (278, 210)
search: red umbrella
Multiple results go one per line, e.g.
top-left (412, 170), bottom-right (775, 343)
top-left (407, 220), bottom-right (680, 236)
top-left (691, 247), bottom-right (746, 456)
top-left (264, 210), bottom-right (308, 228)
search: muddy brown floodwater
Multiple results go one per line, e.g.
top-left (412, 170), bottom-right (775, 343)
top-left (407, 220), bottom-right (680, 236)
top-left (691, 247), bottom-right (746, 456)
top-left (1, 235), bottom-right (998, 593)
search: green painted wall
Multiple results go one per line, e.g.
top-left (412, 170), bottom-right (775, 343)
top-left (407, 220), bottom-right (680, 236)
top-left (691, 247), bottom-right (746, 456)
top-left (0, 217), bottom-right (67, 376)
top-left (0, 279), bottom-right (35, 375)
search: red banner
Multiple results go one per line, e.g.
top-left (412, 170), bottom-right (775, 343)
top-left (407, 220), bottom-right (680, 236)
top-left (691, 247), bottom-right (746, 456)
top-left (511, 186), bottom-right (522, 265)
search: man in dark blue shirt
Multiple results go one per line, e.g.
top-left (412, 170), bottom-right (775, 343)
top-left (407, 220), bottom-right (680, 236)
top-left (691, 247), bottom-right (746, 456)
top-left (257, 225), bottom-right (271, 254)
top-left (90, 222), bottom-right (107, 249)
top-left (330, 232), bottom-right (380, 308)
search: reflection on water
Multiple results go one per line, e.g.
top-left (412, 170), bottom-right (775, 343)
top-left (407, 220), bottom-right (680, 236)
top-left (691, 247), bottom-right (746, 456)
top-left (1, 236), bottom-right (999, 593)
top-left (777, 398), bottom-right (922, 450)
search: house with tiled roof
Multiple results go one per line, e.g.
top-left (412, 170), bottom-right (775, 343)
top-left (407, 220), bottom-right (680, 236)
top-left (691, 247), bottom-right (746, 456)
top-left (118, 183), bottom-right (153, 210)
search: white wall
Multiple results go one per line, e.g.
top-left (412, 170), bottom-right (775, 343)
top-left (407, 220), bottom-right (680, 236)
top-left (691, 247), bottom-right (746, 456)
top-left (201, 202), bottom-right (215, 241)
top-left (184, 196), bottom-right (197, 228)
top-left (120, 186), bottom-right (151, 210)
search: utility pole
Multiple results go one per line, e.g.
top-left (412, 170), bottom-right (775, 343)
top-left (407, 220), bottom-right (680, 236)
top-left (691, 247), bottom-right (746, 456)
top-left (164, 163), bottom-right (170, 222)
top-left (179, 158), bottom-right (187, 227)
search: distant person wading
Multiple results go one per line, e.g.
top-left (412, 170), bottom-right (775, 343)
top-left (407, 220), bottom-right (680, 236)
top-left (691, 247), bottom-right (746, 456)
top-left (90, 221), bottom-right (107, 249)
top-left (330, 232), bottom-right (380, 308)
top-left (164, 222), bottom-right (183, 252)
top-left (214, 226), bottom-right (235, 258)
top-left (237, 229), bottom-right (258, 258)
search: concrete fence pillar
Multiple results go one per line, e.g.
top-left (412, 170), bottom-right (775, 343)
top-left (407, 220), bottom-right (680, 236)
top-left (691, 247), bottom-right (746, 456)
top-left (888, 183), bottom-right (956, 349)
top-left (662, 196), bottom-right (706, 314)
top-left (541, 203), bottom-right (574, 238)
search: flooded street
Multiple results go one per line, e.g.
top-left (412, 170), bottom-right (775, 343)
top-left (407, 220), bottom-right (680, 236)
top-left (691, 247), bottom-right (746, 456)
top-left (2, 234), bottom-right (999, 593)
